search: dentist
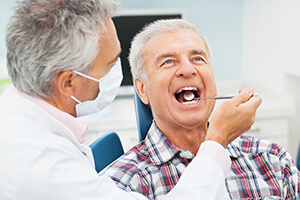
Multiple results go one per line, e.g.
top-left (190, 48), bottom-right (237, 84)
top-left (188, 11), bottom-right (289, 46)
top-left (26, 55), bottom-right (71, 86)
top-left (0, 0), bottom-right (260, 199)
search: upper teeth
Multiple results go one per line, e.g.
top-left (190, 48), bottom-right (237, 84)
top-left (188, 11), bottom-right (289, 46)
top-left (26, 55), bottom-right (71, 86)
top-left (176, 87), bottom-right (197, 94)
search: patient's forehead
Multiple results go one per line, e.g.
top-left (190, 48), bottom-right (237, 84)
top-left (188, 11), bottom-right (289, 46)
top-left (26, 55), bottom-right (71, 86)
top-left (143, 30), bottom-right (207, 63)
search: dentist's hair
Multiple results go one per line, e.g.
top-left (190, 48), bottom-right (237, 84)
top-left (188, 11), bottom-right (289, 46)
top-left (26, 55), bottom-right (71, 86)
top-left (129, 19), bottom-right (213, 81)
top-left (6, 0), bottom-right (119, 98)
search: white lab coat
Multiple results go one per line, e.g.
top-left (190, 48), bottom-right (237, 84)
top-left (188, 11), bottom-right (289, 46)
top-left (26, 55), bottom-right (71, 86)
top-left (0, 87), bottom-right (230, 200)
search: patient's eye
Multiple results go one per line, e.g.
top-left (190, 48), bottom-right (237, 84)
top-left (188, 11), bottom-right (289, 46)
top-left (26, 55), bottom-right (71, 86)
top-left (192, 56), bottom-right (208, 64)
top-left (194, 57), bottom-right (203, 61)
top-left (165, 60), bottom-right (173, 64)
top-left (161, 59), bottom-right (175, 67)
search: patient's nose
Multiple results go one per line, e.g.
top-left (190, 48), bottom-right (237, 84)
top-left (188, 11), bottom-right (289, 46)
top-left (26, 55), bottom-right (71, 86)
top-left (176, 60), bottom-right (197, 78)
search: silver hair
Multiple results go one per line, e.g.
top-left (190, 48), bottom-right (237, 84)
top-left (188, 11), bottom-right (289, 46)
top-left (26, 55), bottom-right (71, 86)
top-left (6, 0), bottom-right (120, 98)
top-left (129, 19), bottom-right (213, 81)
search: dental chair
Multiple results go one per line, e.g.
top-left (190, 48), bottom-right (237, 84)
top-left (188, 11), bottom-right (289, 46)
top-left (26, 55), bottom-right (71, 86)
top-left (133, 90), bottom-right (153, 141)
top-left (89, 132), bottom-right (124, 173)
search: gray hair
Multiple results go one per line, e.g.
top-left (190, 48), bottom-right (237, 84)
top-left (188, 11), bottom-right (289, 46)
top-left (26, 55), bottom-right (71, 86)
top-left (6, 0), bottom-right (119, 98)
top-left (129, 19), bottom-right (213, 80)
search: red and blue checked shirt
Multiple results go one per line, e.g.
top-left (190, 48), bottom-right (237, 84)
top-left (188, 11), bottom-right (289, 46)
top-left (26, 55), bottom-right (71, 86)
top-left (101, 122), bottom-right (300, 200)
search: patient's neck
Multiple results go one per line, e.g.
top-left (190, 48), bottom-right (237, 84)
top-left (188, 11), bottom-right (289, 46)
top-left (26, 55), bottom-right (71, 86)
top-left (160, 124), bottom-right (207, 156)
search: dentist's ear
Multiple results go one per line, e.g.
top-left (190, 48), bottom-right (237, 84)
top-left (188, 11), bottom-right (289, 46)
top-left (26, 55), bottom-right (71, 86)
top-left (134, 77), bottom-right (149, 105)
top-left (56, 71), bottom-right (78, 97)
top-left (42, 70), bottom-right (80, 117)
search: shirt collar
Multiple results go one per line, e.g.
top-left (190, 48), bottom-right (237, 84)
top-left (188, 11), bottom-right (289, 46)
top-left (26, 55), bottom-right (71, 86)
top-left (11, 86), bottom-right (88, 143)
top-left (145, 122), bottom-right (194, 165)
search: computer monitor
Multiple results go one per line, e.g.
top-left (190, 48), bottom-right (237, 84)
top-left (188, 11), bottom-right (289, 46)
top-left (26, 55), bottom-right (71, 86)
top-left (113, 10), bottom-right (183, 96)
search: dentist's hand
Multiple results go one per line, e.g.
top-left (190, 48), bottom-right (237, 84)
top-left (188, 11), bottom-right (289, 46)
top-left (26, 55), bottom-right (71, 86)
top-left (205, 87), bottom-right (262, 148)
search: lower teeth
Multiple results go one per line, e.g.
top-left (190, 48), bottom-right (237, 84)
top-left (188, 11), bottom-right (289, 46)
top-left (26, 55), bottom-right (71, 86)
top-left (182, 101), bottom-right (197, 105)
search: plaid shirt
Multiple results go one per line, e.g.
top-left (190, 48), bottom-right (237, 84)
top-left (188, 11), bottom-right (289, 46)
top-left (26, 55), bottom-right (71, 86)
top-left (101, 122), bottom-right (300, 200)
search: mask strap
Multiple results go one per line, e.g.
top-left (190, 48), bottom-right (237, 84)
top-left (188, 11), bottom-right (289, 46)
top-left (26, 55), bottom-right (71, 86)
top-left (71, 95), bottom-right (82, 104)
top-left (73, 70), bottom-right (99, 82)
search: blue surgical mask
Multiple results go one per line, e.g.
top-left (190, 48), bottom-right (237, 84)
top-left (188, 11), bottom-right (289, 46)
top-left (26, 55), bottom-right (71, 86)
top-left (71, 58), bottom-right (123, 117)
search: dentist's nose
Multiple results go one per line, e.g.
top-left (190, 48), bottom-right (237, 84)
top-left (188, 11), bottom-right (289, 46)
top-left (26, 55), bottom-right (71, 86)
top-left (176, 60), bottom-right (197, 78)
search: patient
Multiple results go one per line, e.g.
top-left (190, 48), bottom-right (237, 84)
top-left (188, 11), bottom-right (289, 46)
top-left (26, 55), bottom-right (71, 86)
top-left (101, 19), bottom-right (300, 199)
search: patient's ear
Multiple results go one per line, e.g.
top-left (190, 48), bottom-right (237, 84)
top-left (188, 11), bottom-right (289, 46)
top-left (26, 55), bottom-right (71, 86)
top-left (134, 77), bottom-right (149, 105)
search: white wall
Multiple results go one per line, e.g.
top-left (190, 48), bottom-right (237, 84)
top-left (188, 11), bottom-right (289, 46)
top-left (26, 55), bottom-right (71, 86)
top-left (243, 0), bottom-right (300, 158)
top-left (242, 0), bottom-right (300, 93)
top-left (0, 1), bottom-right (15, 60)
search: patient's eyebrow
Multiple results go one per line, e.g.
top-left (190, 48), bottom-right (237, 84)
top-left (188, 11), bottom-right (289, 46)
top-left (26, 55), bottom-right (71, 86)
top-left (190, 49), bottom-right (208, 57)
top-left (190, 49), bottom-right (210, 62)
top-left (154, 49), bottom-right (210, 65)
top-left (154, 53), bottom-right (175, 65)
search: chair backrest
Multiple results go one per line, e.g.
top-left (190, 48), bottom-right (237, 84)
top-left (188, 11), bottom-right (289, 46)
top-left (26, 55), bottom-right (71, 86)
top-left (89, 132), bottom-right (124, 173)
top-left (133, 90), bottom-right (153, 141)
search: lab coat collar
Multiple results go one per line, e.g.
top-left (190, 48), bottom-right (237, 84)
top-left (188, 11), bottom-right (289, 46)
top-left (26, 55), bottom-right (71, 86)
top-left (11, 86), bottom-right (88, 143)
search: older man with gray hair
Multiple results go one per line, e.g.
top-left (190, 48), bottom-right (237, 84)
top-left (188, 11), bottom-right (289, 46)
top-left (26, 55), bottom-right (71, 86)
top-left (0, 0), bottom-right (263, 200)
top-left (102, 19), bottom-right (299, 200)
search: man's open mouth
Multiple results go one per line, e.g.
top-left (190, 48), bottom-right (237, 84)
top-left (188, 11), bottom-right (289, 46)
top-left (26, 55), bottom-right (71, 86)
top-left (175, 87), bottom-right (201, 105)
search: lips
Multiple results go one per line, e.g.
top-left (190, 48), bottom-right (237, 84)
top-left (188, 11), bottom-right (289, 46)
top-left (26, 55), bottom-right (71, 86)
top-left (175, 87), bottom-right (201, 105)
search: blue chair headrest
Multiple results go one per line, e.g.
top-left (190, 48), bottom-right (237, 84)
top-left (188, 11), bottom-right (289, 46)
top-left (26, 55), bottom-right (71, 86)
top-left (89, 132), bottom-right (124, 173)
top-left (133, 89), bottom-right (153, 141)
